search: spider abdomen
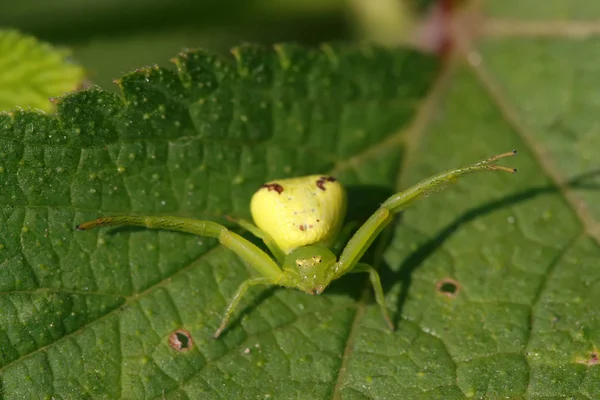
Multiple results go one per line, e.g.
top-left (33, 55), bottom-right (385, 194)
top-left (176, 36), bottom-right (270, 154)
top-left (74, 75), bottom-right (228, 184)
top-left (250, 175), bottom-right (347, 254)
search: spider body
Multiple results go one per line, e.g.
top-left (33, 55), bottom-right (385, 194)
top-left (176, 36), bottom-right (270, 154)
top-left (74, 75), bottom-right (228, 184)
top-left (77, 151), bottom-right (517, 338)
top-left (250, 175), bottom-right (346, 254)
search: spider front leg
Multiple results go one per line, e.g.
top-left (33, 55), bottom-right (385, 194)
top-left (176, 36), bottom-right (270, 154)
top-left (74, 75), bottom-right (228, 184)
top-left (336, 150), bottom-right (517, 274)
top-left (331, 221), bottom-right (360, 256)
top-left (225, 216), bottom-right (286, 264)
top-left (76, 215), bottom-right (284, 337)
top-left (333, 151), bottom-right (517, 330)
top-left (76, 216), bottom-right (283, 281)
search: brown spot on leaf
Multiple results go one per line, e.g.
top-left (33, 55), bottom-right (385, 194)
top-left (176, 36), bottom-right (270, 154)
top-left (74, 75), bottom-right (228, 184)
top-left (168, 329), bottom-right (193, 352)
top-left (316, 176), bottom-right (336, 191)
top-left (436, 278), bottom-right (461, 298)
top-left (299, 224), bottom-right (306, 231)
top-left (261, 183), bottom-right (284, 194)
top-left (577, 351), bottom-right (599, 366)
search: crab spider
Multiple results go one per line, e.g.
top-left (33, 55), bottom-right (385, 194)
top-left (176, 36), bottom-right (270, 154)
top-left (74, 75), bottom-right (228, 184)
top-left (77, 150), bottom-right (517, 338)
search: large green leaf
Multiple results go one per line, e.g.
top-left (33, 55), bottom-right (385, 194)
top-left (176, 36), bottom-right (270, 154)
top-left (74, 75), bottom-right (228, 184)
top-left (0, 43), bottom-right (438, 398)
top-left (1, 12), bottom-right (599, 398)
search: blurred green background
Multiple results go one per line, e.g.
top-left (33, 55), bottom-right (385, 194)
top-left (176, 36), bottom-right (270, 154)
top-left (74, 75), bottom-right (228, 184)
top-left (3, 0), bottom-right (432, 91)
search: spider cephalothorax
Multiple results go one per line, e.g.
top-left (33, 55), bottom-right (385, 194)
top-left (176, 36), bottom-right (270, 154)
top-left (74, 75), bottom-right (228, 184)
top-left (77, 151), bottom-right (517, 338)
top-left (281, 245), bottom-right (337, 295)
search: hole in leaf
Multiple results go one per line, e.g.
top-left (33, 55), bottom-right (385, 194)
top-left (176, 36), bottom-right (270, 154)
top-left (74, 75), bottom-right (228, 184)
top-left (436, 278), bottom-right (461, 298)
top-left (168, 329), bottom-right (193, 352)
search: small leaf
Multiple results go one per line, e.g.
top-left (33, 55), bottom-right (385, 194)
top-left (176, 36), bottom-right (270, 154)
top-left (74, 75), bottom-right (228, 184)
top-left (0, 30), bottom-right (85, 113)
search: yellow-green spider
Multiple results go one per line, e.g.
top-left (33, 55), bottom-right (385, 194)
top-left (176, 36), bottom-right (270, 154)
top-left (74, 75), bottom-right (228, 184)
top-left (77, 150), bottom-right (517, 338)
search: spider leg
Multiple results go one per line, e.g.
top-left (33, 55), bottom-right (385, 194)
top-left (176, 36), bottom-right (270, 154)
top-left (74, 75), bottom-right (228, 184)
top-left (350, 263), bottom-right (394, 330)
top-left (226, 216), bottom-right (286, 263)
top-left (76, 216), bottom-right (282, 281)
top-left (331, 220), bottom-right (360, 256)
top-left (336, 150), bottom-right (517, 275)
top-left (213, 277), bottom-right (273, 338)
top-left (381, 150), bottom-right (517, 214)
top-left (336, 208), bottom-right (393, 276)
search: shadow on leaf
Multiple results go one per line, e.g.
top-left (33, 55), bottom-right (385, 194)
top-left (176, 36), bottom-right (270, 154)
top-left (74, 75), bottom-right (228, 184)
top-left (388, 169), bottom-right (600, 326)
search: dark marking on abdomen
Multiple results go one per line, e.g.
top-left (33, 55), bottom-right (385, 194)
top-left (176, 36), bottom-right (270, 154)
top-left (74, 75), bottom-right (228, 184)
top-left (316, 176), bottom-right (336, 191)
top-left (261, 183), bottom-right (284, 194)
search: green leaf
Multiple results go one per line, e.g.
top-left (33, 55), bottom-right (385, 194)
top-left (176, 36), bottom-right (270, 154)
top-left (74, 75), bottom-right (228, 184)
top-left (0, 43), bottom-right (439, 398)
top-left (0, 18), bottom-right (598, 398)
top-left (0, 30), bottom-right (85, 113)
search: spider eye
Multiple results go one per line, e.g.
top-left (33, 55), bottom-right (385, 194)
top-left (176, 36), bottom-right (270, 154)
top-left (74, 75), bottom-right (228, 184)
top-left (312, 256), bottom-right (322, 264)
